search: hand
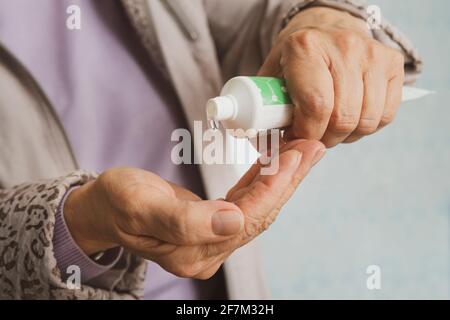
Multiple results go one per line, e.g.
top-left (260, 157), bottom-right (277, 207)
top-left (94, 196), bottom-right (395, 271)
top-left (259, 7), bottom-right (405, 147)
top-left (64, 139), bottom-right (325, 279)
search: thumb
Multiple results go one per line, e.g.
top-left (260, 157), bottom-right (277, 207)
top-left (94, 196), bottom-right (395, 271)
top-left (146, 196), bottom-right (244, 245)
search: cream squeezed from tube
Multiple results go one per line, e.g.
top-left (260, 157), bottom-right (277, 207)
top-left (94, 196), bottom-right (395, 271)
top-left (206, 76), bottom-right (433, 138)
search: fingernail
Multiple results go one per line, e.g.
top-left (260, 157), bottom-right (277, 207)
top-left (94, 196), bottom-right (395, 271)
top-left (312, 149), bottom-right (326, 166)
top-left (212, 210), bottom-right (243, 236)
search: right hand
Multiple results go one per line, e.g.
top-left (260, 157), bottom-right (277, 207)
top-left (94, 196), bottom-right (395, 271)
top-left (64, 139), bottom-right (325, 279)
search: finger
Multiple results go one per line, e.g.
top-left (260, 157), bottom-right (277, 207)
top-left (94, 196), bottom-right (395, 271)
top-left (321, 55), bottom-right (364, 147)
top-left (236, 150), bottom-right (302, 239)
top-left (115, 231), bottom-right (178, 259)
top-left (248, 129), bottom-right (286, 155)
top-left (162, 245), bottom-right (236, 280)
top-left (378, 73), bottom-right (404, 130)
top-left (342, 134), bottom-right (363, 144)
top-left (230, 140), bottom-right (324, 207)
top-left (282, 32), bottom-right (335, 141)
top-left (227, 131), bottom-right (285, 200)
top-left (232, 140), bottom-right (325, 240)
top-left (226, 138), bottom-right (309, 200)
top-left (343, 70), bottom-right (387, 143)
top-left (134, 243), bottom-right (211, 279)
top-left (116, 226), bottom-right (231, 280)
top-left (138, 197), bottom-right (244, 245)
top-left (274, 140), bottom-right (326, 207)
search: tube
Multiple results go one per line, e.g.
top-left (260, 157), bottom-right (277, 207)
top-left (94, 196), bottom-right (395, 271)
top-left (206, 76), bottom-right (433, 138)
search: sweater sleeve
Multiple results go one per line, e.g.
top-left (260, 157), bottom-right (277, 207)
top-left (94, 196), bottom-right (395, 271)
top-left (205, 0), bottom-right (422, 83)
top-left (279, 0), bottom-right (423, 84)
top-left (53, 187), bottom-right (124, 283)
top-left (0, 170), bottom-right (146, 300)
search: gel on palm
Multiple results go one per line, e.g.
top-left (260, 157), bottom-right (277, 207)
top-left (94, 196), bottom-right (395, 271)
top-left (206, 76), bottom-right (432, 138)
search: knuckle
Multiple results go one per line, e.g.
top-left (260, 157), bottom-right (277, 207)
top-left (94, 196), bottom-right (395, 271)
top-left (262, 214), bottom-right (277, 232)
top-left (354, 118), bottom-right (380, 135)
top-left (366, 41), bottom-right (386, 61)
top-left (243, 212), bottom-right (275, 239)
top-left (301, 91), bottom-right (333, 119)
top-left (238, 180), bottom-right (280, 239)
top-left (244, 216), bottom-right (262, 239)
top-left (389, 52), bottom-right (406, 78)
top-left (241, 191), bottom-right (266, 237)
top-left (288, 29), bottom-right (321, 50)
top-left (323, 140), bottom-right (339, 149)
top-left (328, 114), bottom-right (359, 134)
top-left (390, 50), bottom-right (405, 67)
top-left (167, 203), bottom-right (190, 243)
top-left (380, 112), bottom-right (396, 127)
top-left (335, 30), bottom-right (362, 53)
top-left (343, 135), bottom-right (362, 144)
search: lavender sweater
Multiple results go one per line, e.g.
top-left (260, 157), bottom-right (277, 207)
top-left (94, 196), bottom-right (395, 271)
top-left (0, 0), bottom-right (226, 299)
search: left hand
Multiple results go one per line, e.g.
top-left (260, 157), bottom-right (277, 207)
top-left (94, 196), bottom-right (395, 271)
top-left (65, 140), bottom-right (324, 280)
top-left (259, 7), bottom-right (405, 148)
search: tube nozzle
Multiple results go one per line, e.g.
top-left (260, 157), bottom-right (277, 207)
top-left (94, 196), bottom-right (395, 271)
top-left (206, 96), bottom-right (237, 121)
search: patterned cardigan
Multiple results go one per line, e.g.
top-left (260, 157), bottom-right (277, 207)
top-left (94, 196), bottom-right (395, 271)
top-left (0, 171), bottom-right (147, 299)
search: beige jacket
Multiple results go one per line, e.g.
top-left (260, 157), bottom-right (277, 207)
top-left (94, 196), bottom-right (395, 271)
top-left (0, 0), bottom-right (422, 299)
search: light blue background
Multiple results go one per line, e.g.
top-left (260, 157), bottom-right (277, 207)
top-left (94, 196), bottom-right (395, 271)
top-left (261, 0), bottom-right (450, 299)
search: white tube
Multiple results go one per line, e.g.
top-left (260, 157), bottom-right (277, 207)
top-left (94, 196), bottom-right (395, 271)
top-left (206, 76), bottom-right (433, 138)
